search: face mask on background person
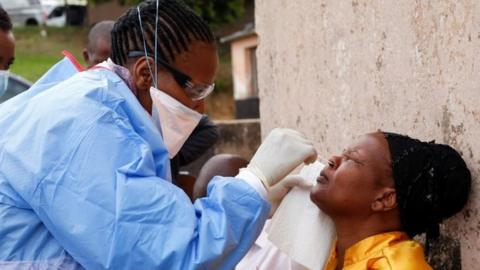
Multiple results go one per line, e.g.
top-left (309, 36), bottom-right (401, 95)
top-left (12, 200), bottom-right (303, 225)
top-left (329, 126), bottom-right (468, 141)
top-left (0, 70), bottom-right (9, 98)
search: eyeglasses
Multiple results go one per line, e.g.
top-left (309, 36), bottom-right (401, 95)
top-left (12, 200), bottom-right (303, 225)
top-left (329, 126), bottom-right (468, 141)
top-left (128, 51), bottom-right (215, 101)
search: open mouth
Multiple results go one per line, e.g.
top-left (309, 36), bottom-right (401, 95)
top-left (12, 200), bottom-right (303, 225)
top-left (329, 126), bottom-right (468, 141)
top-left (316, 171), bottom-right (329, 184)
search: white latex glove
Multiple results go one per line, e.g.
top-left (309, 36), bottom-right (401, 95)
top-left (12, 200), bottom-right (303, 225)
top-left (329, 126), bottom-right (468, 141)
top-left (247, 128), bottom-right (318, 188)
top-left (268, 175), bottom-right (313, 217)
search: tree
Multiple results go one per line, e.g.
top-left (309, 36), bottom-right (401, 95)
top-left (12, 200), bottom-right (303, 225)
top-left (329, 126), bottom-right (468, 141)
top-left (89, 0), bottom-right (246, 26)
top-left (184, 0), bottom-right (245, 26)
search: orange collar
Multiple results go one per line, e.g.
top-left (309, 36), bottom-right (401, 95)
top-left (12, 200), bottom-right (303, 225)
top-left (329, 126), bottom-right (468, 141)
top-left (327, 231), bottom-right (410, 267)
top-left (343, 231), bottom-right (409, 265)
top-left (62, 50), bottom-right (86, 72)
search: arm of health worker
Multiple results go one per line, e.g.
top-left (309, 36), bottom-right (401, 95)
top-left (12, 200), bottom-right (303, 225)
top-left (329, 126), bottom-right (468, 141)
top-left (18, 112), bottom-right (270, 270)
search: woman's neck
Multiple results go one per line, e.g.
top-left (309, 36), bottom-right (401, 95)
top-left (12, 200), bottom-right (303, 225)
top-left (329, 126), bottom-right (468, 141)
top-left (333, 216), bottom-right (394, 269)
top-left (335, 222), bottom-right (363, 269)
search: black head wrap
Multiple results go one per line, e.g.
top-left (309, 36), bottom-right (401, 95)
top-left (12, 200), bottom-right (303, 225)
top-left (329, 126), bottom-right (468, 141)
top-left (382, 132), bottom-right (471, 243)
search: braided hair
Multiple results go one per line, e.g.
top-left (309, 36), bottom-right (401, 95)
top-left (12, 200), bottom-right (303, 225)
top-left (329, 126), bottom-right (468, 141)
top-left (0, 7), bottom-right (12, 32)
top-left (382, 132), bottom-right (471, 245)
top-left (111, 0), bottom-right (215, 66)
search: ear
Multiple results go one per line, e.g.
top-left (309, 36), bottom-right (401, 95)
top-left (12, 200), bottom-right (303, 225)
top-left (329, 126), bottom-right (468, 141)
top-left (371, 187), bottom-right (397, 212)
top-left (131, 57), bottom-right (155, 93)
top-left (82, 48), bottom-right (89, 65)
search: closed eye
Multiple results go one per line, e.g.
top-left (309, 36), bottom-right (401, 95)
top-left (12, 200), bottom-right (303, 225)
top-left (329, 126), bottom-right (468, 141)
top-left (342, 154), bottom-right (352, 162)
top-left (343, 152), bottom-right (364, 165)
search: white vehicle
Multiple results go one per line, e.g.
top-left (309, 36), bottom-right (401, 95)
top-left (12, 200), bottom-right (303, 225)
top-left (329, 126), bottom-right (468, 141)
top-left (41, 0), bottom-right (87, 27)
top-left (0, 0), bottom-right (46, 26)
top-left (42, 0), bottom-right (66, 27)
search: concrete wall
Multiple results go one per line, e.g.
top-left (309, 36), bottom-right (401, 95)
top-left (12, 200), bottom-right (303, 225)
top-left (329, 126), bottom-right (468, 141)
top-left (231, 34), bottom-right (259, 100)
top-left (256, 0), bottom-right (480, 269)
top-left (181, 119), bottom-right (261, 176)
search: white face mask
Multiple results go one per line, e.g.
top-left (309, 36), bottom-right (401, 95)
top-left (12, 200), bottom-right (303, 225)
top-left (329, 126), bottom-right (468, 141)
top-left (150, 87), bottom-right (202, 158)
top-left (136, 5), bottom-right (202, 158)
top-left (0, 70), bottom-right (9, 98)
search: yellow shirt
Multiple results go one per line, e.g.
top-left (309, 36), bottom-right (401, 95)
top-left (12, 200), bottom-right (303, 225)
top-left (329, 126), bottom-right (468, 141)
top-left (324, 231), bottom-right (433, 270)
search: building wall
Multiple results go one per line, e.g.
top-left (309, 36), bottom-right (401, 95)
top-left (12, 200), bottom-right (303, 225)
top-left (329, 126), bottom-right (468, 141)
top-left (231, 34), bottom-right (259, 100)
top-left (180, 119), bottom-right (261, 176)
top-left (256, 0), bottom-right (480, 269)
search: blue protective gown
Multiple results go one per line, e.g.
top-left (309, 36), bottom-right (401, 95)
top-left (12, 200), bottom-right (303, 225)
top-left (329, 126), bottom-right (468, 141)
top-left (0, 58), bottom-right (270, 270)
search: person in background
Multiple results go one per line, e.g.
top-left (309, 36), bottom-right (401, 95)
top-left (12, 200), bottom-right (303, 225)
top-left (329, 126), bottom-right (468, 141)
top-left (0, 7), bottom-right (15, 97)
top-left (170, 113), bottom-right (220, 196)
top-left (310, 131), bottom-right (471, 269)
top-left (193, 154), bottom-right (248, 200)
top-left (82, 20), bottom-right (115, 68)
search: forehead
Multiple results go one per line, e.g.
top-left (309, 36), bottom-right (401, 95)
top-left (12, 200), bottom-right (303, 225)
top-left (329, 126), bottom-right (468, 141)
top-left (173, 41), bottom-right (218, 83)
top-left (347, 133), bottom-right (391, 165)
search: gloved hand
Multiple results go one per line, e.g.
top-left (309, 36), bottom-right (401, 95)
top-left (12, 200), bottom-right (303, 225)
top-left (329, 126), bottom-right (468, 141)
top-left (268, 175), bottom-right (313, 217)
top-left (247, 128), bottom-right (318, 188)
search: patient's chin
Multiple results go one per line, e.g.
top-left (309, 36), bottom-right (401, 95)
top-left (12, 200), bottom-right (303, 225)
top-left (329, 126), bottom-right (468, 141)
top-left (310, 186), bottom-right (327, 209)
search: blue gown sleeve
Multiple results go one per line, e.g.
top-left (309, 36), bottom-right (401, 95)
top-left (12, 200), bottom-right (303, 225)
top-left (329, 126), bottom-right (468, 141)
top-left (15, 109), bottom-right (269, 269)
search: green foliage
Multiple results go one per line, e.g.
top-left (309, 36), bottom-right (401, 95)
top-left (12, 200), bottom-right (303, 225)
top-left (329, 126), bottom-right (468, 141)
top-left (89, 0), bottom-right (245, 26)
top-left (183, 0), bottom-right (245, 26)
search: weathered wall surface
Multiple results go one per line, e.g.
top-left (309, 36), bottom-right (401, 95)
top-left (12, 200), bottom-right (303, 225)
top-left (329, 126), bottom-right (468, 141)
top-left (181, 119), bottom-right (261, 176)
top-left (256, 0), bottom-right (480, 269)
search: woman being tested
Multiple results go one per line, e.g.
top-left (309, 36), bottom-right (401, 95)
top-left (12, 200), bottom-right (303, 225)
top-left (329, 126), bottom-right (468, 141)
top-left (0, 1), bottom-right (317, 269)
top-left (310, 131), bottom-right (471, 269)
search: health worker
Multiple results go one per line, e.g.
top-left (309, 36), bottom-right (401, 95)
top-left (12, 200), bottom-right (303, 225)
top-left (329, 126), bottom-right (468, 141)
top-left (0, 1), bottom-right (317, 269)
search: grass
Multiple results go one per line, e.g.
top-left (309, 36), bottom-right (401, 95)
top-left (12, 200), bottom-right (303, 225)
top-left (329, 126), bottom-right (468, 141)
top-left (10, 26), bottom-right (233, 119)
top-left (11, 26), bottom-right (88, 82)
